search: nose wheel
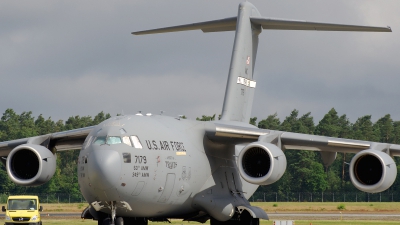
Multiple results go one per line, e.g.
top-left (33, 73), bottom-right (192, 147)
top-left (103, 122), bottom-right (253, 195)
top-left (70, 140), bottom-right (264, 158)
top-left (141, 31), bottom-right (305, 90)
top-left (115, 217), bottom-right (124, 225)
top-left (100, 217), bottom-right (123, 225)
top-left (98, 201), bottom-right (120, 225)
top-left (97, 201), bottom-right (147, 225)
top-left (210, 211), bottom-right (259, 225)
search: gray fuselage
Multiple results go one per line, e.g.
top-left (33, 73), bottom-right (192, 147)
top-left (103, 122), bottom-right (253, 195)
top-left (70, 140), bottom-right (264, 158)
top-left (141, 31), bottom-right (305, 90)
top-left (78, 114), bottom-right (258, 218)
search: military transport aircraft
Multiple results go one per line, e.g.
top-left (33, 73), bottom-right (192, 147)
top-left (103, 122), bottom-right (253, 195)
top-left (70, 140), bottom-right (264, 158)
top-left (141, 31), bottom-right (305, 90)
top-left (0, 2), bottom-right (396, 225)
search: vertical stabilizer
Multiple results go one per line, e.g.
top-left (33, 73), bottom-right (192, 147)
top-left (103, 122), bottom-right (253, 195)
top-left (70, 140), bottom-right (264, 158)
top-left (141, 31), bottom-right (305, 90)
top-left (132, 2), bottom-right (391, 123)
top-left (220, 2), bottom-right (261, 123)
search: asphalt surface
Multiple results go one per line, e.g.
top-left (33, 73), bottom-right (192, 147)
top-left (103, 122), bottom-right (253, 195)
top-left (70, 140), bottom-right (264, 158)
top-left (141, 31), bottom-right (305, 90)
top-left (270, 213), bottom-right (400, 217)
top-left (0, 213), bottom-right (81, 217)
top-left (1, 212), bottom-right (400, 221)
top-left (268, 213), bottom-right (400, 221)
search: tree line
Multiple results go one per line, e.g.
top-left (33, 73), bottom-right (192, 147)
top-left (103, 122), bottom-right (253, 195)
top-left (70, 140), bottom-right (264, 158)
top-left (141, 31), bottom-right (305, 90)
top-left (197, 108), bottom-right (400, 199)
top-left (252, 109), bottom-right (400, 197)
top-left (0, 109), bottom-right (111, 195)
top-left (1, 108), bottom-right (400, 199)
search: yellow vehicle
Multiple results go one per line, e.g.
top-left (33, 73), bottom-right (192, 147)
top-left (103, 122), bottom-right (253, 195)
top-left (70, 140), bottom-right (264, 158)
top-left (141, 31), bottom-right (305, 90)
top-left (2, 195), bottom-right (42, 225)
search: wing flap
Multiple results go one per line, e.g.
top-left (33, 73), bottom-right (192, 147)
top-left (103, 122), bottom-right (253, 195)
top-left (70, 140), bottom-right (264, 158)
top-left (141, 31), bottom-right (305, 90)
top-left (208, 123), bottom-right (400, 156)
top-left (214, 124), bottom-right (268, 139)
top-left (50, 126), bottom-right (94, 139)
top-left (0, 126), bottom-right (94, 156)
top-left (51, 126), bottom-right (94, 151)
top-left (280, 132), bottom-right (371, 153)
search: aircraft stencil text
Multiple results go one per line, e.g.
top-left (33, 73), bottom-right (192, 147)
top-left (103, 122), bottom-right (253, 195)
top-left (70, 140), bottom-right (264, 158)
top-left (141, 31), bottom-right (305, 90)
top-left (132, 172), bottom-right (149, 178)
top-left (134, 155), bottom-right (147, 164)
top-left (145, 140), bottom-right (186, 151)
top-left (165, 161), bottom-right (177, 169)
top-left (133, 165), bottom-right (148, 171)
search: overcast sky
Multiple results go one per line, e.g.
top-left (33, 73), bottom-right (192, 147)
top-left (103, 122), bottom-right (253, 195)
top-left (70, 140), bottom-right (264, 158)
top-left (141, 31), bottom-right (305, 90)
top-left (1, 0), bottom-right (399, 125)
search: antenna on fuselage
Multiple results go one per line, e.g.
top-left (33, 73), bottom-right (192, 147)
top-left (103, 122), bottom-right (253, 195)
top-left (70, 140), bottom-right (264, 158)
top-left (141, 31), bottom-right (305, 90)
top-left (175, 115), bottom-right (184, 120)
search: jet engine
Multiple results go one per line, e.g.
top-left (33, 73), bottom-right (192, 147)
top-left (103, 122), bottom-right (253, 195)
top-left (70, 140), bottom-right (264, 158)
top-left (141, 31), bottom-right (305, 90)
top-left (349, 149), bottom-right (396, 193)
top-left (237, 142), bottom-right (286, 185)
top-left (6, 144), bottom-right (56, 186)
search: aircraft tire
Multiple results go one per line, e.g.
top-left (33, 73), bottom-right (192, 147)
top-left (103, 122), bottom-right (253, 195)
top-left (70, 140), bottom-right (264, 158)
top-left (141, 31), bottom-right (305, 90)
top-left (122, 217), bottom-right (148, 225)
top-left (116, 217), bottom-right (124, 225)
top-left (102, 217), bottom-right (111, 225)
top-left (210, 218), bottom-right (222, 225)
top-left (209, 211), bottom-right (260, 225)
top-left (239, 211), bottom-right (259, 225)
top-left (96, 211), bottom-right (109, 225)
top-left (210, 218), bottom-right (237, 225)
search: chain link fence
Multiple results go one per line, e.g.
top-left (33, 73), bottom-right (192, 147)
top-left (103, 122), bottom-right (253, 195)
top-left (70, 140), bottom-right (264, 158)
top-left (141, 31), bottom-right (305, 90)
top-left (251, 192), bottom-right (399, 202)
top-left (1, 192), bottom-right (398, 204)
top-left (0, 193), bottom-right (85, 204)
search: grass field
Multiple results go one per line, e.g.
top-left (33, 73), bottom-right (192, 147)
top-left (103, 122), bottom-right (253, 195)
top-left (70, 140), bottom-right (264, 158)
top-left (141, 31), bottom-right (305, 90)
top-left (0, 218), bottom-right (399, 225)
top-left (34, 202), bottom-right (400, 213)
top-left (1, 202), bottom-right (400, 225)
top-left (251, 202), bottom-right (400, 213)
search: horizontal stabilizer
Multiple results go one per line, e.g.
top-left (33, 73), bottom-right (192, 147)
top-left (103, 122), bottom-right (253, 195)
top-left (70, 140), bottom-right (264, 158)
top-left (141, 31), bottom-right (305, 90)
top-left (250, 17), bottom-right (392, 32)
top-left (132, 1), bottom-right (391, 123)
top-left (133, 16), bottom-right (391, 36)
top-left (132, 17), bottom-right (237, 35)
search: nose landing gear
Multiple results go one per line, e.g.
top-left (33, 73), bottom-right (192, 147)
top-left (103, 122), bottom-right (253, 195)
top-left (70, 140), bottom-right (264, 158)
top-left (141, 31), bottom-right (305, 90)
top-left (115, 217), bottom-right (124, 225)
top-left (95, 201), bottom-right (119, 225)
top-left (100, 216), bottom-right (148, 225)
top-left (210, 211), bottom-right (260, 225)
top-left (96, 201), bottom-right (147, 225)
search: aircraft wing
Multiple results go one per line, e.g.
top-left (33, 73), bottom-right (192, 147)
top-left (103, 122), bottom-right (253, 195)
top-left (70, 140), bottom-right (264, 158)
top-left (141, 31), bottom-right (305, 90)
top-left (206, 123), bottom-right (400, 156)
top-left (0, 126), bottom-right (94, 157)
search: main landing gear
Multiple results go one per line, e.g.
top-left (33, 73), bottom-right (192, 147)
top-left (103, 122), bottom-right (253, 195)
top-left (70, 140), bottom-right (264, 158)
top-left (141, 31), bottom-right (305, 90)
top-left (210, 211), bottom-right (259, 225)
top-left (99, 216), bottom-right (148, 225)
top-left (96, 201), bottom-right (148, 225)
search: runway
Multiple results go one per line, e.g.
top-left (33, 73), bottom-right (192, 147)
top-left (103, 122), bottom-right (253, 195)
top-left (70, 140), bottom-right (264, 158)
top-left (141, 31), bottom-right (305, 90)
top-left (268, 213), bottom-right (400, 221)
top-left (1, 212), bottom-right (399, 221)
top-left (0, 213), bottom-right (81, 217)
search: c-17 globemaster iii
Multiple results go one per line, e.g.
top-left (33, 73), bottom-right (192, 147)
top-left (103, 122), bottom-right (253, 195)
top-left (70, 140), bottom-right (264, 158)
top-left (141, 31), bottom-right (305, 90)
top-left (0, 2), bottom-right (396, 225)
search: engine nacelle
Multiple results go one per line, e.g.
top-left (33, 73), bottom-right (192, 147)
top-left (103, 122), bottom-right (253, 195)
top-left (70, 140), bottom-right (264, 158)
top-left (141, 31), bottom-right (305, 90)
top-left (349, 149), bottom-right (396, 193)
top-left (238, 142), bottom-right (286, 185)
top-left (6, 144), bottom-right (56, 186)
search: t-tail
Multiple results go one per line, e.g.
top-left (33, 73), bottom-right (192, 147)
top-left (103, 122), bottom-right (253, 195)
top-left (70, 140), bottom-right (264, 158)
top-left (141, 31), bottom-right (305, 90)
top-left (132, 2), bottom-right (391, 123)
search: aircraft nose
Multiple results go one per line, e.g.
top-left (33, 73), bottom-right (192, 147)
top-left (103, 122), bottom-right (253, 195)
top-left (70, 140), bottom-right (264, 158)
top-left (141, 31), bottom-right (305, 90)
top-left (87, 149), bottom-right (121, 191)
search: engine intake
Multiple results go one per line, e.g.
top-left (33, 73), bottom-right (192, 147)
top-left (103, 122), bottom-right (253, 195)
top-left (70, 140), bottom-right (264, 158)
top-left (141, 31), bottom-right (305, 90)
top-left (238, 142), bottom-right (286, 185)
top-left (6, 144), bottom-right (56, 186)
top-left (349, 149), bottom-right (396, 193)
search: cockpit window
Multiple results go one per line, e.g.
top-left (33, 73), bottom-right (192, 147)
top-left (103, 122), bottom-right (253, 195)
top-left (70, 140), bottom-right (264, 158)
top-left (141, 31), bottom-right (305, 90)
top-left (93, 136), bottom-right (106, 145)
top-left (93, 136), bottom-right (137, 146)
top-left (107, 136), bottom-right (122, 145)
top-left (122, 136), bottom-right (132, 146)
top-left (130, 136), bottom-right (143, 149)
top-left (83, 136), bottom-right (93, 150)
